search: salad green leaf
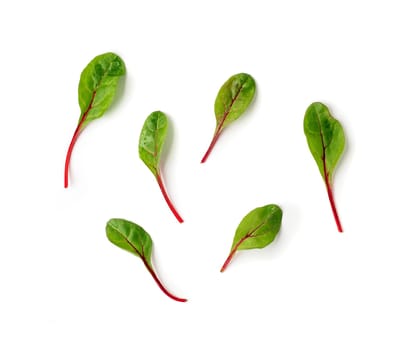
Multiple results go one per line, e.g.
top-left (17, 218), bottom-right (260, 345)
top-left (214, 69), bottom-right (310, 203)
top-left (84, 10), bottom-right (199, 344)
top-left (139, 111), bottom-right (183, 223)
top-left (106, 218), bottom-right (187, 302)
top-left (64, 52), bottom-right (126, 187)
top-left (221, 204), bottom-right (282, 272)
top-left (304, 102), bottom-right (345, 232)
top-left (201, 73), bottom-right (256, 163)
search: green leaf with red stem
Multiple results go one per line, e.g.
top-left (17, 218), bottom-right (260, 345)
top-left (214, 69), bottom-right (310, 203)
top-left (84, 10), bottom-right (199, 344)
top-left (221, 204), bottom-right (282, 272)
top-left (304, 102), bottom-right (346, 232)
top-left (64, 52), bottom-right (126, 188)
top-left (201, 73), bottom-right (256, 163)
top-left (139, 111), bottom-right (184, 223)
top-left (106, 218), bottom-right (187, 303)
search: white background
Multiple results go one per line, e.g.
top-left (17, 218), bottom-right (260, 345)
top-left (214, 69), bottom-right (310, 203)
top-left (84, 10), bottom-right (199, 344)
top-left (1, 0), bottom-right (412, 349)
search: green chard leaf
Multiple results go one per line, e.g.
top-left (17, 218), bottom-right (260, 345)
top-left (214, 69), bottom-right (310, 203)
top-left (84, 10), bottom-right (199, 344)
top-left (64, 52), bottom-right (126, 188)
top-left (304, 102), bottom-right (345, 232)
top-left (106, 218), bottom-right (187, 303)
top-left (221, 204), bottom-right (283, 272)
top-left (201, 73), bottom-right (256, 163)
top-left (139, 111), bottom-right (184, 223)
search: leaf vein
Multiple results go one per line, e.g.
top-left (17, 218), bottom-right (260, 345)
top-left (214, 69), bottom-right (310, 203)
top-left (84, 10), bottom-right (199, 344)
top-left (217, 82), bottom-right (246, 132)
top-left (111, 225), bottom-right (144, 259)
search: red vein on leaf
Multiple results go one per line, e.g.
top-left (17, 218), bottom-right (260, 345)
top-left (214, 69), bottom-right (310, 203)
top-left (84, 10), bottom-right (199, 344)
top-left (220, 223), bottom-right (265, 272)
top-left (317, 117), bottom-right (343, 232)
top-left (64, 91), bottom-right (96, 188)
top-left (201, 83), bottom-right (245, 163)
top-left (156, 172), bottom-right (184, 223)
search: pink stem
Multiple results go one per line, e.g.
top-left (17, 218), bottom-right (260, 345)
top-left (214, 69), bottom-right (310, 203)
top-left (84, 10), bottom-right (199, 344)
top-left (64, 124), bottom-right (82, 188)
top-left (156, 173), bottom-right (184, 223)
top-left (220, 247), bottom-right (237, 272)
top-left (220, 234), bottom-right (251, 272)
top-left (142, 258), bottom-right (187, 303)
top-left (325, 177), bottom-right (343, 232)
top-left (201, 129), bottom-right (222, 163)
top-left (64, 92), bottom-right (96, 188)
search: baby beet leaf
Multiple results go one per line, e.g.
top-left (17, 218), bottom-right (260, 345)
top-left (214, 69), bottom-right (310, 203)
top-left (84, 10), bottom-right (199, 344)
top-left (139, 111), bottom-right (184, 223)
top-left (106, 218), bottom-right (187, 303)
top-left (64, 52), bottom-right (126, 188)
top-left (221, 204), bottom-right (282, 272)
top-left (304, 102), bottom-right (345, 232)
top-left (201, 73), bottom-right (256, 163)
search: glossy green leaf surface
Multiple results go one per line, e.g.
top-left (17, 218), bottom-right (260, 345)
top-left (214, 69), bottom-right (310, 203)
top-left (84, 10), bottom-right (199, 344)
top-left (231, 204), bottom-right (282, 250)
top-left (214, 73), bottom-right (256, 129)
top-left (221, 204), bottom-right (282, 272)
top-left (78, 52), bottom-right (126, 128)
top-left (139, 111), bottom-right (168, 176)
top-left (106, 218), bottom-right (153, 268)
top-left (201, 73), bottom-right (256, 163)
top-left (303, 102), bottom-right (345, 183)
top-left (303, 102), bottom-right (346, 232)
top-left (106, 218), bottom-right (187, 302)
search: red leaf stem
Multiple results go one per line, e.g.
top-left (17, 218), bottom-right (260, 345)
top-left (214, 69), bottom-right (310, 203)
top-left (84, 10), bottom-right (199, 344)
top-left (64, 124), bottom-right (83, 188)
top-left (220, 233), bottom-right (252, 272)
top-left (142, 257), bottom-right (187, 303)
top-left (200, 128), bottom-right (222, 163)
top-left (325, 176), bottom-right (343, 232)
top-left (121, 231), bottom-right (187, 303)
top-left (156, 172), bottom-right (184, 223)
top-left (64, 92), bottom-right (96, 188)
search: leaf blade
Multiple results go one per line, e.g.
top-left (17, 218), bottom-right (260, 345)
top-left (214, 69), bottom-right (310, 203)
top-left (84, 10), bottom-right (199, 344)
top-left (214, 73), bottom-right (256, 129)
top-left (78, 52), bottom-right (126, 127)
top-left (221, 204), bottom-right (282, 272)
top-left (106, 218), bottom-right (153, 268)
top-left (303, 102), bottom-right (345, 182)
top-left (232, 204), bottom-right (283, 250)
top-left (139, 111), bottom-right (168, 176)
